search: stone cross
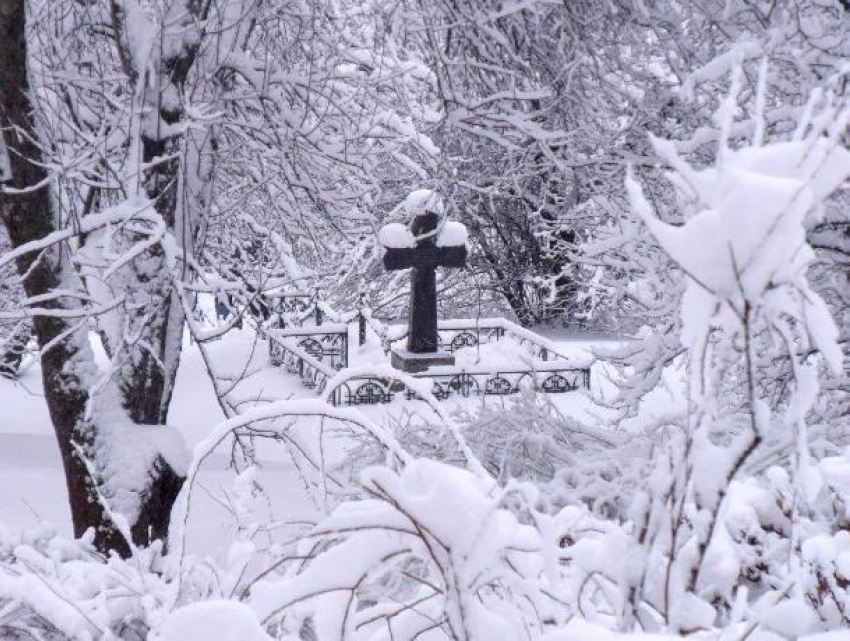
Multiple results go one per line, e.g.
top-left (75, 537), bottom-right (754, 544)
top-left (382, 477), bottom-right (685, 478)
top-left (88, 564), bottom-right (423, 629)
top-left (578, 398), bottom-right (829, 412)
top-left (381, 211), bottom-right (467, 371)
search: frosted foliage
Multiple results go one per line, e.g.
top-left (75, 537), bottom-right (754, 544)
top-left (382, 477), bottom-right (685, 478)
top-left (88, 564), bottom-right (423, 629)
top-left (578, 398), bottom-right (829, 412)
top-left (248, 459), bottom-right (549, 641)
top-left (620, 75), bottom-right (850, 636)
top-left (628, 134), bottom-right (848, 374)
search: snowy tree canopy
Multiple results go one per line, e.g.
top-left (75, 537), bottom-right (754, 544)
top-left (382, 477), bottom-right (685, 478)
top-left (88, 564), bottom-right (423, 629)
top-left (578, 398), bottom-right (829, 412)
top-left (0, 0), bottom-right (848, 639)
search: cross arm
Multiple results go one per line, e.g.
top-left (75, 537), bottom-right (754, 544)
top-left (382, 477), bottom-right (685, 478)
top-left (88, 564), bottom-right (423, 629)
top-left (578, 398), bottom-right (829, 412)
top-left (382, 245), bottom-right (467, 271)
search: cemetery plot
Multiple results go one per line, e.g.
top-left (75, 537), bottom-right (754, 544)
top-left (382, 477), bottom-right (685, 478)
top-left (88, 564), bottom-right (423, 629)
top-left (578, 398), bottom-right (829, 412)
top-left (333, 322), bottom-right (592, 405)
top-left (261, 192), bottom-right (595, 406)
top-left (262, 309), bottom-right (593, 406)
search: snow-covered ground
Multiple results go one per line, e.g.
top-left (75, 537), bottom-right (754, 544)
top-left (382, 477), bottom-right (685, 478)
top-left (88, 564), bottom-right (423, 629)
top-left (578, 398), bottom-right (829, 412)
top-left (0, 329), bottom-right (318, 556)
top-left (0, 325), bottom-right (621, 558)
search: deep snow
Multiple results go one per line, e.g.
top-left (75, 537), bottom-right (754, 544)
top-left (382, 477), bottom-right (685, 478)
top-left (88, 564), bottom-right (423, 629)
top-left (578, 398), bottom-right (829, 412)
top-left (0, 324), bottom-right (623, 556)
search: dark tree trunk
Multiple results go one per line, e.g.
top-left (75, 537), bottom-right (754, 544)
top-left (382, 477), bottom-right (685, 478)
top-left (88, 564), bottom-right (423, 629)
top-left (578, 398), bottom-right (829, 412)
top-left (0, 0), bottom-right (182, 556)
top-left (1, 0), bottom-right (125, 553)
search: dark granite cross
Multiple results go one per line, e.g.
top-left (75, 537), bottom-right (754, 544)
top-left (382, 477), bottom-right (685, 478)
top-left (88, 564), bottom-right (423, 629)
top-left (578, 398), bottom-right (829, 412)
top-left (383, 212), bottom-right (467, 357)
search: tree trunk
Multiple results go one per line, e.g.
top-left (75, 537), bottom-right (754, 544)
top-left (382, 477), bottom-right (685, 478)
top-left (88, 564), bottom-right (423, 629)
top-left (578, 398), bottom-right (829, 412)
top-left (109, 0), bottom-right (213, 426)
top-left (0, 0), bottom-right (182, 556)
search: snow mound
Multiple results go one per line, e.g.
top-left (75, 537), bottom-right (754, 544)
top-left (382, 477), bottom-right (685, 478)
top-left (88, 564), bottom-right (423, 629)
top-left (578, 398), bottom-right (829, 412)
top-left (755, 598), bottom-right (818, 637)
top-left (97, 416), bottom-right (189, 521)
top-left (153, 600), bottom-right (271, 641)
top-left (400, 188), bottom-right (444, 216)
top-left (437, 220), bottom-right (468, 247)
top-left (378, 222), bottom-right (414, 248)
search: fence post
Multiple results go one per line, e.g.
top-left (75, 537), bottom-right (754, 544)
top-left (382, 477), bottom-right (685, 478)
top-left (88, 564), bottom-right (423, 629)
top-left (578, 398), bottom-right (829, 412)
top-left (313, 288), bottom-right (323, 326)
top-left (357, 292), bottom-right (367, 346)
top-left (276, 295), bottom-right (286, 329)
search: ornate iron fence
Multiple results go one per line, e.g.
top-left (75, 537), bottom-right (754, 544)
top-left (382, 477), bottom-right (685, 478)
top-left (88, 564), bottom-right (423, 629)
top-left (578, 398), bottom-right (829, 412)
top-left (269, 290), bottom-right (323, 327)
top-left (267, 324), bottom-right (348, 370)
top-left (262, 305), bottom-right (597, 405)
top-left (329, 365), bottom-right (590, 406)
top-left (265, 332), bottom-right (336, 393)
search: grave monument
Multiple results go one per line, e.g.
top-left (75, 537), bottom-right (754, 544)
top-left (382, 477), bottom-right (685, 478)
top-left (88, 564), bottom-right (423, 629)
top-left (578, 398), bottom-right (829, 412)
top-left (379, 191), bottom-right (468, 373)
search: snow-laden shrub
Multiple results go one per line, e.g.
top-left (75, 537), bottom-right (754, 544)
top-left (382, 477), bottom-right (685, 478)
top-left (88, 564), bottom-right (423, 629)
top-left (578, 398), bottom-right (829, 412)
top-left (0, 456), bottom-right (629, 640)
top-left (687, 448), bottom-right (850, 629)
top-left (5, 438), bottom-right (850, 639)
top-left (244, 458), bottom-right (550, 640)
top-left (350, 391), bottom-right (651, 521)
top-left (240, 456), bottom-right (643, 640)
top-left (457, 392), bottom-right (650, 520)
top-left (622, 65), bottom-right (850, 633)
top-left (0, 524), bottom-right (173, 640)
top-left (152, 600), bottom-right (273, 641)
top-left (778, 449), bottom-right (850, 627)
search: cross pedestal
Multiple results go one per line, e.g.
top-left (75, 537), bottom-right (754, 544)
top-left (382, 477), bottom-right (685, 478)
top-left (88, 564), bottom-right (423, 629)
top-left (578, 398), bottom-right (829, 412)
top-left (389, 349), bottom-right (456, 373)
top-left (381, 211), bottom-right (467, 373)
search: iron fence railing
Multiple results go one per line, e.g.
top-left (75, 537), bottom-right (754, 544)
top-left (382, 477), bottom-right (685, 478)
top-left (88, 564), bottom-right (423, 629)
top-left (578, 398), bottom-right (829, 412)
top-left (265, 330), bottom-right (336, 393)
top-left (327, 364), bottom-right (590, 406)
top-left (267, 324), bottom-right (348, 370)
top-left (263, 294), bottom-right (593, 405)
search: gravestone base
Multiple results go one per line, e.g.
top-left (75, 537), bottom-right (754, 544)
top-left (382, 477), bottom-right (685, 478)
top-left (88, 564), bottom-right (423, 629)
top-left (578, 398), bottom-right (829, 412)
top-left (391, 349), bottom-right (455, 373)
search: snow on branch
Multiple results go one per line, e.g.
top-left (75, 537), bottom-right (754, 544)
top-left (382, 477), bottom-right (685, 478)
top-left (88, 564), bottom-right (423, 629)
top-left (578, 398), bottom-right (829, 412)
top-left (622, 66), bottom-right (850, 631)
top-left (0, 197), bottom-right (160, 272)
